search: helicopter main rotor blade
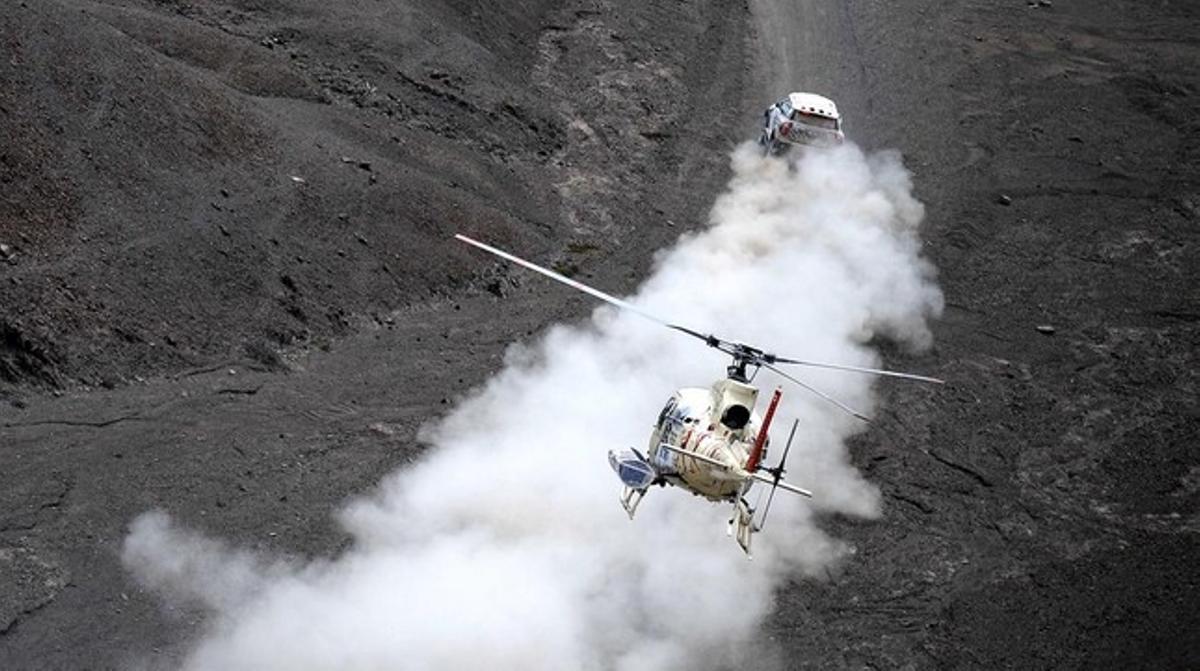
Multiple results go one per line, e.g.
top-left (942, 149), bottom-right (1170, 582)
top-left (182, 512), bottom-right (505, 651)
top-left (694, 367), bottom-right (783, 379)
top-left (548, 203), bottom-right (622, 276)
top-left (666, 324), bottom-right (720, 347)
top-left (456, 234), bottom-right (723, 347)
top-left (455, 234), bottom-right (669, 323)
top-left (770, 356), bottom-right (944, 384)
top-left (762, 362), bottom-right (871, 423)
top-left (456, 234), bottom-right (943, 394)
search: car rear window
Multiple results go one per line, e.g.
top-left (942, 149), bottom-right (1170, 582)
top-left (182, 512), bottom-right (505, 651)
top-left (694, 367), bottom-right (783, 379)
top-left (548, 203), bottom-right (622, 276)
top-left (792, 111), bottom-right (838, 130)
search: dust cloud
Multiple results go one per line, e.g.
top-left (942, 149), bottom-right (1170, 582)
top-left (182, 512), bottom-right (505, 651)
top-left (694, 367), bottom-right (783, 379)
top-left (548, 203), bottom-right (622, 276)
top-left (123, 143), bottom-right (942, 670)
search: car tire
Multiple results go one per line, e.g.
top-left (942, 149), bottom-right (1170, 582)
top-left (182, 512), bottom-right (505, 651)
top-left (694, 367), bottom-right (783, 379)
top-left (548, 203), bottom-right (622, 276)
top-left (759, 132), bottom-right (773, 157)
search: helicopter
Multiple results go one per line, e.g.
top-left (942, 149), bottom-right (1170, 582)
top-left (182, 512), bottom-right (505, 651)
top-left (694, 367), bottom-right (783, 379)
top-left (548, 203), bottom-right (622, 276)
top-left (454, 233), bottom-right (943, 555)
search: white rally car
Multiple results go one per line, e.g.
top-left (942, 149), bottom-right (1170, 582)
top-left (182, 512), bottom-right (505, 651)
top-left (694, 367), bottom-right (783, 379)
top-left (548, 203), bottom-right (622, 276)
top-left (759, 92), bottom-right (844, 156)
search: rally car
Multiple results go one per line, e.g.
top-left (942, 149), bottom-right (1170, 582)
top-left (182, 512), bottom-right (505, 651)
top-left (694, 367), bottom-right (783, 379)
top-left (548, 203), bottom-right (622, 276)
top-left (759, 92), bottom-right (844, 156)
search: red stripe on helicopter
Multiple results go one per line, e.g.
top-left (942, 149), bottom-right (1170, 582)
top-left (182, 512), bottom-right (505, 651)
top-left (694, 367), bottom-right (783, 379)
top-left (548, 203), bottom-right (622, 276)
top-left (745, 388), bottom-right (781, 472)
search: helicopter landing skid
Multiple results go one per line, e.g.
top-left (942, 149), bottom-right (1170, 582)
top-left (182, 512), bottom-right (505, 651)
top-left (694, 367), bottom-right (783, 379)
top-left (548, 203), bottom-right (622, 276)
top-left (619, 486), bottom-right (647, 520)
top-left (728, 498), bottom-right (755, 557)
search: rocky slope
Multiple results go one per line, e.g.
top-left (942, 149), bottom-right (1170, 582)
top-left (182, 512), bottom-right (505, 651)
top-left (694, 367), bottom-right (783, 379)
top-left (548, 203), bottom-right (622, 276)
top-left (1, 0), bottom-right (1197, 668)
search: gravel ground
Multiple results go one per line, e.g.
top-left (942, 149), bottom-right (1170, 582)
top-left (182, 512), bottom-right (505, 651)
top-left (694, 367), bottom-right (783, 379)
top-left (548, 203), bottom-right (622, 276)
top-left (1, 0), bottom-right (1197, 668)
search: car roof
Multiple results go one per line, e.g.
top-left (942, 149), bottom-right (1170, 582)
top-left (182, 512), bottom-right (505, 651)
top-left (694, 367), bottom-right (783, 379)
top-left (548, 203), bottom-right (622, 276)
top-left (787, 92), bottom-right (840, 119)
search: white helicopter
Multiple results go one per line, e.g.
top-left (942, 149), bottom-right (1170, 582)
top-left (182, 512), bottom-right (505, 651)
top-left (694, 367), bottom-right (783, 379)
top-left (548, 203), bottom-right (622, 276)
top-left (455, 234), bottom-right (942, 555)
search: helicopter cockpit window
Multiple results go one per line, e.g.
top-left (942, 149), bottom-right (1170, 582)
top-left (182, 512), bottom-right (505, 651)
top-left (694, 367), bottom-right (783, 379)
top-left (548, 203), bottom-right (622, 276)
top-left (720, 405), bottom-right (751, 430)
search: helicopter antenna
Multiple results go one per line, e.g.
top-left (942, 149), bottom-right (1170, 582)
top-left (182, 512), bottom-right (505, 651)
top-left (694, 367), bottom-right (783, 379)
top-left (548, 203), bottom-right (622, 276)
top-left (454, 234), bottom-right (942, 422)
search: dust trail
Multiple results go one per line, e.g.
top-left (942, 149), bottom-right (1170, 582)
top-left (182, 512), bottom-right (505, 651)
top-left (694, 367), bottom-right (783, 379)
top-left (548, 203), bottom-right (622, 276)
top-left (123, 143), bottom-right (941, 670)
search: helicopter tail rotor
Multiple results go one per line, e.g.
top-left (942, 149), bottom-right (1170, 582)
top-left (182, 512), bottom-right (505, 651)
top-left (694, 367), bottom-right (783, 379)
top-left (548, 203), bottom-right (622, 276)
top-left (755, 418), bottom-right (801, 531)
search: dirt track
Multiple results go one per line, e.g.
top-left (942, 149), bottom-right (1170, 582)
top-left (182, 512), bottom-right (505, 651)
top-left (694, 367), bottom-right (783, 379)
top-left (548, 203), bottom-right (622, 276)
top-left (2, 0), bottom-right (1198, 668)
